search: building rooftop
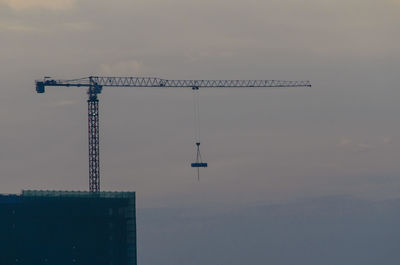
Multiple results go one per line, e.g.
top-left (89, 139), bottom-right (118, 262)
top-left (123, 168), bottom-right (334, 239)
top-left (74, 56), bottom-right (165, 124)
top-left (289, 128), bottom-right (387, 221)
top-left (21, 190), bottom-right (135, 198)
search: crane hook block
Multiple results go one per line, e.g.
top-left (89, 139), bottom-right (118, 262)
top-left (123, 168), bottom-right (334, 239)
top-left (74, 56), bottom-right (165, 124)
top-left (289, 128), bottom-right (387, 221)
top-left (191, 142), bottom-right (207, 167)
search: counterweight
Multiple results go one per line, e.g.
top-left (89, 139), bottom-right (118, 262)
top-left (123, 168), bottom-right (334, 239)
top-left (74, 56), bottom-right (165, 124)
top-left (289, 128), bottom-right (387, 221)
top-left (36, 76), bottom-right (311, 192)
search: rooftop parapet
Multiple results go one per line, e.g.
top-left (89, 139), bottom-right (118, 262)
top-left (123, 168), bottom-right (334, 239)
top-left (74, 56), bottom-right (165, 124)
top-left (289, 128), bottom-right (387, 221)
top-left (22, 190), bottom-right (135, 199)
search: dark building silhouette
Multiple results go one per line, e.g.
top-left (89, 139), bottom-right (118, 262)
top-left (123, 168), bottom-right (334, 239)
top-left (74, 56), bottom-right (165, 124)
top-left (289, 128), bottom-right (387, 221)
top-left (0, 190), bottom-right (136, 265)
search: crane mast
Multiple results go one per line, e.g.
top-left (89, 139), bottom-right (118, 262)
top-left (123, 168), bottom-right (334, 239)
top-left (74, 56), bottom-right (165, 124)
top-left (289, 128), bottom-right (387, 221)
top-left (87, 78), bottom-right (101, 192)
top-left (36, 76), bottom-right (311, 192)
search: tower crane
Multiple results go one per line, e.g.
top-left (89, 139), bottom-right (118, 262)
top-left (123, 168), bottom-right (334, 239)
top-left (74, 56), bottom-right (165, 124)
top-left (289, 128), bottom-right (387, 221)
top-left (35, 76), bottom-right (311, 192)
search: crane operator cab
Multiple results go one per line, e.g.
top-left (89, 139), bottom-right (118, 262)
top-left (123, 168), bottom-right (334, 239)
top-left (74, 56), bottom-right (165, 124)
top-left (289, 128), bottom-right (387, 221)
top-left (36, 81), bottom-right (45, 93)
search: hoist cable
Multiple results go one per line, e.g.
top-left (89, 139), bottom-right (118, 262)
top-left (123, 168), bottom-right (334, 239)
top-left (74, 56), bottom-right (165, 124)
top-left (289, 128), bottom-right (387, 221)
top-left (191, 88), bottom-right (207, 180)
top-left (196, 92), bottom-right (200, 142)
top-left (192, 89), bottom-right (200, 142)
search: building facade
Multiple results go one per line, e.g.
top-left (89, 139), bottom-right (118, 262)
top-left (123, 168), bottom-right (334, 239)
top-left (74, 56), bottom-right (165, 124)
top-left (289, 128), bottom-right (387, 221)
top-left (0, 190), bottom-right (136, 265)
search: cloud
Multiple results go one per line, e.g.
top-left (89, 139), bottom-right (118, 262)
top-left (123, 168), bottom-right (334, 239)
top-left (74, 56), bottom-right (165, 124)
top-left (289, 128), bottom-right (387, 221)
top-left (0, 0), bottom-right (76, 10)
top-left (52, 100), bottom-right (79, 107)
top-left (338, 136), bottom-right (394, 153)
top-left (62, 22), bottom-right (94, 32)
top-left (339, 137), bottom-right (353, 147)
top-left (383, 137), bottom-right (392, 144)
top-left (99, 61), bottom-right (147, 76)
top-left (338, 137), bottom-right (372, 153)
top-left (357, 143), bottom-right (372, 153)
top-left (0, 20), bottom-right (93, 33)
top-left (0, 21), bottom-right (39, 32)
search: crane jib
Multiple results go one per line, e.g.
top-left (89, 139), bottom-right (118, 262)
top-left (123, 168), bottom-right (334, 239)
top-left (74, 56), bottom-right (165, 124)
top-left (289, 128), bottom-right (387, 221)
top-left (36, 77), bottom-right (311, 91)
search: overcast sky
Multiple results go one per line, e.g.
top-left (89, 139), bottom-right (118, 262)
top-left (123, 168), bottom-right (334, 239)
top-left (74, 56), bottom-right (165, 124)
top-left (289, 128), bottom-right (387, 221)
top-left (1, 0), bottom-right (400, 209)
top-left (2, 0), bottom-right (400, 264)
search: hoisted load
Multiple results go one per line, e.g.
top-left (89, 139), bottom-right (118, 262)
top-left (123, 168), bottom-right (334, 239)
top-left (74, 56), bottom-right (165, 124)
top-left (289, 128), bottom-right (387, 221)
top-left (191, 142), bottom-right (208, 168)
top-left (191, 86), bottom-right (207, 180)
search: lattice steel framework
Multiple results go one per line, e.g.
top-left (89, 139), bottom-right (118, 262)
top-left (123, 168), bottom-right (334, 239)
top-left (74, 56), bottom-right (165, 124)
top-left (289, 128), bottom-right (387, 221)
top-left (35, 76), bottom-right (311, 192)
top-left (36, 77), bottom-right (311, 88)
top-left (88, 95), bottom-right (100, 192)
